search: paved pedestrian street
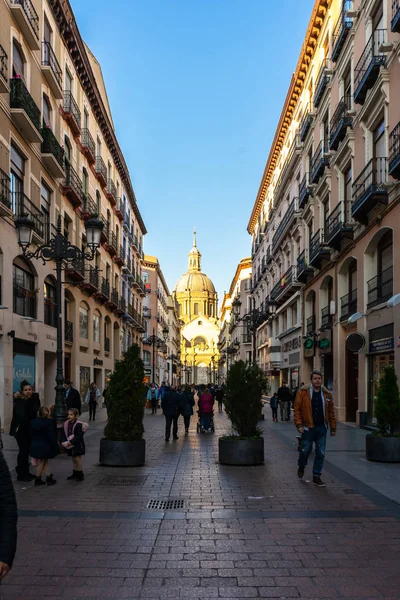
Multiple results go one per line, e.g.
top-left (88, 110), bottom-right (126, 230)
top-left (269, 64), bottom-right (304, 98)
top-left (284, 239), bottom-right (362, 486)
top-left (3, 407), bottom-right (400, 600)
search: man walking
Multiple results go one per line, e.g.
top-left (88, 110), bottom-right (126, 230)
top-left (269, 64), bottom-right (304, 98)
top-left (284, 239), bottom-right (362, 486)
top-left (277, 382), bottom-right (292, 421)
top-left (215, 387), bottom-right (224, 412)
top-left (64, 380), bottom-right (82, 415)
top-left (161, 386), bottom-right (181, 441)
top-left (294, 370), bottom-right (336, 487)
top-left (147, 384), bottom-right (159, 414)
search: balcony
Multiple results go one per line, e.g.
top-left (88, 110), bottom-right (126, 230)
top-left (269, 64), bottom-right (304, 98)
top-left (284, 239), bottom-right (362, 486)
top-left (271, 198), bottom-right (300, 252)
top-left (329, 95), bottom-right (353, 151)
top-left (106, 231), bottom-right (117, 257)
top-left (389, 122), bottom-right (400, 180)
top-left (100, 215), bottom-right (109, 243)
top-left (65, 257), bottom-right (84, 282)
top-left (340, 291), bottom-right (357, 322)
top-left (332, 5), bottom-right (353, 62)
top-left (62, 91), bottom-right (81, 136)
top-left (41, 126), bottom-right (65, 178)
top-left (326, 202), bottom-right (353, 250)
top-left (12, 191), bottom-right (47, 243)
top-left (321, 305), bottom-right (333, 330)
top-left (95, 156), bottom-right (107, 187)
top-left (123, 213), bottom-right (130, 232)
top-left (10, 0), bottom-right (39, 50)
top-left (116, 296), bottom-right (126, 316)
top-left (41, 41), bottom-right (62, 99)
top-left (311, 141), bottom-right (329, 185)
top-left (61, 163), bottom-right (82, 208)
top-left (106, 179), bottom-right (117, 205)
top-left (10, 78), bottom-right (42, 142)
top-left (352, 158), bottom-right (388, 225)
top-left (392, 0), bottom-right (400, 32)
top-left (81, 193), bottom-right (97, 220)
top-left (242, 334), bottom-right (252, 344)
top-left (115, 245), bottom-right (125, 267)
top-left (367, 266), bottom-right (393, 309)
top-left (65, 320), bottom-right (73, 344)
top-left (300, 111), bottom-right (313, 143)
top-left (265, 245), bottom-right (272, 265)
top-left (107, 288), bottom-right (119, 310)
top-left (134, 275), bottom-right (146, 296)
top-left (81, 129), bottom-right (95, 164)
top-left (275, 135), bottom-right (302, 193)
top-left (115, 197), bottom-right (124, 221)
top-left (309, 229), bottom-right (330, 269)
top-left (313, 59), bottom-right (329, 109)
top-left (271, 265), bottom-right (301, 305)
top-left (82, 266), bottom-right (99, 294)
top-left (306, 315), bottom-right (316, 335)
top-left (354, 29), bottom-right (386, 105)
top-left (0, 169), bottom-right (11, 216)
top-left (0, 44), bottom-right (9, 93)
top-left (296, 249), bottom-right (313, 283)
top-left (96, 277), bottom-right (110, 302)
top-left (299, 173), bottom-right (313, 209)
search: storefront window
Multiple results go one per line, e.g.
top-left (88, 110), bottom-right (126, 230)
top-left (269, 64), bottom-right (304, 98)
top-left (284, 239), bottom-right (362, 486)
top-left (368, 353), bottom-right (395, 422)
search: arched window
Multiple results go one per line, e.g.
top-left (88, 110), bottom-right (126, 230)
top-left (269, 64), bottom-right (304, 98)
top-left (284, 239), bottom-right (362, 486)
top-left (12, 39), bottom-right (25, 79)
top-left (13, 258), bottom-right (36, 318)
top-left (79, 303), bottom-right (89, 339)
top-left (93, 310), bottom-right (101, 343)
top-left (194, 302), bottom-right (198, 315)
top-left (44, 276), bottom-right (56, 327)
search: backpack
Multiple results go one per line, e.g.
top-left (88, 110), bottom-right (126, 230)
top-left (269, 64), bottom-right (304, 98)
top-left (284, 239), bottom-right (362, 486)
top-left (151, 389), bottom-right (156, 400)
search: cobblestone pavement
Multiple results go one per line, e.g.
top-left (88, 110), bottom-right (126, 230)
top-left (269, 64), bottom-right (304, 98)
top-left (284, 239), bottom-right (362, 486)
top-left (2, 407), bottom-right (400, 599)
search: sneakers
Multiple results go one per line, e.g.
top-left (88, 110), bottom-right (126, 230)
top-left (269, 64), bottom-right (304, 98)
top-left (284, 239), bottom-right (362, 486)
top-left (297, 466), bottom-right (304, 478)
top-left (313, 476), bottom-right (326, 487)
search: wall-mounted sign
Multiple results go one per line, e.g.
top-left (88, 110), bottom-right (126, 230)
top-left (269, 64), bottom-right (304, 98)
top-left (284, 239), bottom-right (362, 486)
top-left (319, 329), bottom-right (332, 354)
top-left (369, 337), bottom-right (394, 354)
top-left (13, 354), bottom-right (35, 393)
top-left (319, 338), bottom-right (330, 350)
top-left (346, 332), bottom-right (365, 353)
top-left (303, 337), bottom-right (314, 358)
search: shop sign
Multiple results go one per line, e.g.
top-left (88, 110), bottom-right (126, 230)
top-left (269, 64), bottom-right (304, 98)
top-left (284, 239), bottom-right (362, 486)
top-left (369, 337), bottom-right (394, 354)
top-left (144, 368), bottom-right (152, 375)
top-left (13, 354), bottom-right (35, 393)
top-left (319, 330), bottom-right (332, 354)
top-left (303, 337), bottom-right (314, 358)
top-left (319, 338), bottom-right (330, 350)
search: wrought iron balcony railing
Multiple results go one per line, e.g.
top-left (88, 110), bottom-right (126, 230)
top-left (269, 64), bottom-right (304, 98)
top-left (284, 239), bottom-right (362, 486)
top-left (0, 44), bottom-right (8, 83)
top-left (41, 41), bottom-right (62, 88)
top-left (314, 59), bottom-right (329, 108)
top-left (340, 291), bottom-right (357, 322)
top-left (306, 315), bottom-right (316, 335)
top-left (41, 125), bottom-right (64, 167)
top-left (11, 0), bottom-right (39, 40)
top-left (63, 163), bottom-right (83, 204)
top-left (81, 192), bottom-right (97, 218)
top-left (63, 90), bottom-right (81, 132)
top-left (352, 158), bottom-right (388, 223)
top-left (332, 3), bottom-right (353, 62)
top-left (300, 111), bottom-right (313, 143)
top-left (107, 178), bottom-right (117, 200)
top-left (329, 95), bottom-right (353, 151)
top-left (299, 173), bottom-right (312, 209)
top-left (0, 168), bottom-right (11, 209)
top-left (11, 191), bottom-right (46, 240)
top-left (354, 29), bottom-right (386, 105)
top-left (95, 155), bottom-right (107, 185)
top-left (389, 121), bottom-right (400, 180)
top-left (321, 305), bottom-right (333, 329)
top-left (326, 201), bottom-right (353, 249)
top-left (10, 77), bottom-right (41, 132)
top-left (309, 229), bottom-right (330, 266)
top-left (101, 277), bottom-right (110, 299)
top-left (81, 128), bottom-right (95, 162)
top-left (367, 266), bottom-right (393, 309)
top-left (311, 140), bottom-right (329, 184)
top-left (272, 198), bottom-right (299, 251)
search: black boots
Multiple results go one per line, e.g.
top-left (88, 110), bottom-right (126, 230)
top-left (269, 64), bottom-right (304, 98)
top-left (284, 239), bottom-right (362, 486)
top-left (67, 470), bottom-right (77, 480)
top-left (67, 470), bottom-right (84, 481)
top-left (34, 477), bottom-right (46, 486)
top-left (46, 474), bottom-right (57, 486)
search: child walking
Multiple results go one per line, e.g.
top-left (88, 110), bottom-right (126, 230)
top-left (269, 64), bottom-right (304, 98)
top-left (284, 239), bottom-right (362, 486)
top-left (62, 408), bottom-right (86, 481)
top-left (30, 406), bottom-right (59, 486)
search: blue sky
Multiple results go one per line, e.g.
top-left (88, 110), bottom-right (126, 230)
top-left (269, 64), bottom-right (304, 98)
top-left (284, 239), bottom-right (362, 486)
top-left (70, 0), bottom-right (314, 301)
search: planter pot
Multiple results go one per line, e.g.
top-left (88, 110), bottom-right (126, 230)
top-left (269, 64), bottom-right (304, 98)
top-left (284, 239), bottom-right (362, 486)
top-left (99, 438), bottom-right (145, 466)
top-left (219, 437), bottom-right (264, 466)
top-left (366, 434), bottom-right (400, 462)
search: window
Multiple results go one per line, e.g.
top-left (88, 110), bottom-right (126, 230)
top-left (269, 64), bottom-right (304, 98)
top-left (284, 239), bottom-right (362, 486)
top-left (84, 109), bottom-right (89, 129)
top-left (65, 68), bottom-right (72, 92)
top-left (292, 302), bottom-right (297, 326)
top-left (44, 277), bottom-right (56, 327)
top-left (93, 312), bottom-right (100, 343)
top-left (41, 182), bottom-right (51, 242)
top-left (12, 40), bottom-right (25, 79)
top-left (13, 262), bottom-right (35, 318)
top-left (43, 94), bottom-right (51, 128)
top-left (374, 118), bottom-right (386, 159)
top-left (194, 302), bottom-right (198, 315)
top-left (323, 196), bottom-right (329, 236)
top-left (344, 165), bottom-right (352, 221)
top-left (79, 305), bottom-right (89, 339)
top-left (96, 190), bottom-right (101, 215)
top-left (10, 145), bottom-right (24, 215)
top-left (96, 137), bottom-right (101, 156)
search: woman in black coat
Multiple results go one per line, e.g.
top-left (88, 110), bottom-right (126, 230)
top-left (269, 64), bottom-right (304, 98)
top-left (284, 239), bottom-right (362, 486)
top-left (180, 385), bottom-right (195, 434)
top-left (9, 381), bottom-right (40, 482)
top-left (0, 450), bottom-right (17, 582)
top-left (61, 408), bottom-right (85, 482)
top-left (30, 406), bottom-right (59, 487)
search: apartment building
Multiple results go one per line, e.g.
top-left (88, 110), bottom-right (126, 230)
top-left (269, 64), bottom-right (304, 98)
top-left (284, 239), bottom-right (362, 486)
top-left (142, 255), bottom-right (170, 385)
top-left (0, 0), bottom-right (146, 427)
top-left (167, 296), bottom-right (181, 387)
top-left (217, 293), bottom-right (231, 385)
top-left (248, 0), bottom-right (400, 423)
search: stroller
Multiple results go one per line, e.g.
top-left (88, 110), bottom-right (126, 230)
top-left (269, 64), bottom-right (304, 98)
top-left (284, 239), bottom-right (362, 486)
top-left (196, 410), bottom-right (215, 433)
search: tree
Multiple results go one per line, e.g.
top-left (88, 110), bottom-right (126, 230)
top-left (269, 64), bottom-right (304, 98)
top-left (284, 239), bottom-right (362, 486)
top-left (104, 344), bottom-right (146, 441)
top-left (375, 365), bottom-right (400, 436)
top-left (224, 360), bottom-right (266, 438)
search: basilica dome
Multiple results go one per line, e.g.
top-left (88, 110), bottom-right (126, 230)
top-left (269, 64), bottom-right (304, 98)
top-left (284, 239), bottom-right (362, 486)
top-left (174, 271), bottom-right (215, 294)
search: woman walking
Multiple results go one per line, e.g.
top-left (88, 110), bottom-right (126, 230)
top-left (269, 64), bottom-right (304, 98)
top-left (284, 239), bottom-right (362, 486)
top-left (62, 408), bottom-right (86, 481)
top-left (9, 381), bottom-right (41, 481)
top-left (180, 385), bottom-right (195, 434)
top-left (269, 392), bottom-right (279, 422)
top-left (85, 383), bottom-right (101, 421)
top-left (198, 388), bottom-right (214, 432)
top-left (30, 406), bottom-right (59, 486)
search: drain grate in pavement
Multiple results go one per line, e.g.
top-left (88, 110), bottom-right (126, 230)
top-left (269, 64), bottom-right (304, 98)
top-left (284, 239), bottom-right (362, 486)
top-left (147, 499), bottom-right (185, 510)
top-left (99, 475), bottom-right (147, 486)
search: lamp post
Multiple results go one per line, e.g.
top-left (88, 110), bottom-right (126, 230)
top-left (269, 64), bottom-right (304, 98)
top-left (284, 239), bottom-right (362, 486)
top-left (231, 296), bottom-right (277, 365)
top-left (15, 213), bottom-right (103, 423)
top-left (143, 325), bottom-right (169, 384)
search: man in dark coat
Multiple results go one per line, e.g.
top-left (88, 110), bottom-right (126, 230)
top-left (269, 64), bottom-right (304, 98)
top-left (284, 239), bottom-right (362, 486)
top-left (277, 382), bottom-right (292, 421)
top-left (161, 386), bottom-right (181, 441)
top-left (64, 380), bottom-right (82, 415)
top-left (0, 450), bottom-right (17, 581)
top-left (10, 382), bottom-right (41, 481)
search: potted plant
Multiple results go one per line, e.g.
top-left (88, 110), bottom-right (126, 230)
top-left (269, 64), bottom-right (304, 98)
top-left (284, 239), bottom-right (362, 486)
top-left (366, 365), bottom-right (400, 462)
top-left (219, 360), bottom-right (266, 466)
top-left (99, 343), bottom-right (146, 466)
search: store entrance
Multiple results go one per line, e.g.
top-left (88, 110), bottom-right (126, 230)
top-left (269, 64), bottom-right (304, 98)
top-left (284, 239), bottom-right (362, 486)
top-left (345, 348), bottom-right (358, 422)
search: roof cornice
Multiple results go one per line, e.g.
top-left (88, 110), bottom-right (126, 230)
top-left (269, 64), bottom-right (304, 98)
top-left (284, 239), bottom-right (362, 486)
top-left (247, 0), bottom-right (330, 234)
top-left (49, 0), bottom-right (147, 235)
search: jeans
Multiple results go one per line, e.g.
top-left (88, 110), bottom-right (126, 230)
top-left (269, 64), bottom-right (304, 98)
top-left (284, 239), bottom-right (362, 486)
top-left (280, 401), bottom-right (288, 420)
top-left (201, 414), bottom-right (211, 430)
top-left (218, 401), bottom-right (223, 412)
top-left (165, 415), bottom-right (178, 440)
top-left (89, 403), bottom-right (97, 420)
top-left (271, 407), bottom-right (278, 420)
top-left (298, 425), bottom-right (327, 476)
top-left (183, 415), bottom-right (191, 431)
top-left (151, 399), bottom-right (157, 414)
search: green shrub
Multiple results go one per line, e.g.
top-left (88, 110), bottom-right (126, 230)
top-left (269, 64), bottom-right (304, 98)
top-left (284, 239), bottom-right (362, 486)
top-left (375, 365), bottom-right (400, 436)
top-left (104, 344), bottom-right (146, 441)
top-left (224, 360), bottom-right (266, 438)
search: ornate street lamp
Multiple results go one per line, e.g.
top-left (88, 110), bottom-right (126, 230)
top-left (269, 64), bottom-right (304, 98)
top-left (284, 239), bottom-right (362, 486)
top-left (15, 214), bottom-right (103, 423)
top-left (232, 296), bottom-right (278, 365)
top-left (143, 326), bottom-right (169, 384)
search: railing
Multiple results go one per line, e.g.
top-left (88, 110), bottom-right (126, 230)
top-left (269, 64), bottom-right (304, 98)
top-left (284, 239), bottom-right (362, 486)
top-left (64, 163), bottom-right (82, 199)
top-left (389, 122), bottom-right (400, 175)
top-left (107, 179), bottom-right (116, 199)
top-left (272, 198), bottom-right (298, 251)
top-left (326, 202), bottom-right (347, 242)
top-left (81, 128), bottom-right (95, 158)
top-left (95, 156), bottom-right (107, 183)
top-left (108, 231), bottom-right (117, 252)
top-left (119, 296), bottom-right (126, 313)
top-left (65, 320), bottom-right (73, 342)
top-left (306, 315), bottom-right (316, 335)
top-left (11, 191), bottom-right (46, 240)
top-left (104, 336), bottom-right (110, 352)
top-left (100, 215), bottom-right (109, 239)
top-left (13, 282), bottom-right (36, 318)
top-left (354, 29), bottom-right (386, 97)
top-left (270, 280), bottom-right (282, 302)
top-left (299, 173), bottom-right (312, 209)
top-left (340, 291), bottom-right (357, 321)
top-left (329, 95), bottom-right (352, 148)
top-left (367, 266), bottom-right (393, 309)
top-left (86, 266), bottom-right (99, 289)
top-left (41, 125), bottom-right (64, 167)
top-left (310, 229), bottom-right (326, 262)
top-left (352, 158), bottom-right (388, 207)
top-left (0, 44), bottom-right (8, 83)
top-left (117, 245), bottom-right (125, 262)
top-left (81, 192), bottom-right (96, 216)
top-left (10, 77), bottom-right (41, 131)
top-left (321, 305), bottom-right (333, 329)
top-left (332, 3), bottom-right (353, 62)
top-left (44, 297), bottom-right (57, 327)
top-left (41, 41), bottom-right (62, 88)
top-left (111, 288), bottom-right (119, 306)
top-left (300, 111), bottom-right (313, 142)
top-left (11, 0), bottom-right (39, 40)
top-left (63, 90), bottom-right (81, 130)
top-left (115, 197), bottom-right (123, 215)
top-left (101, 277), bottom-right (110, 298)
top-left (297, 249), bottom-right (310, 278)
top-left (311, 140), bottom-right (329, 183)
top-left (66, 257), bottom-right (84, 278)
top-left (314, 59), bottom-right (329, 108)
top-left (0, 168), bottom-right (10, 208)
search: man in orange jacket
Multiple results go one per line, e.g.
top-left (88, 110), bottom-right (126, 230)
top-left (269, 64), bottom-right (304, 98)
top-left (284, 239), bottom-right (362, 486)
top-left (294, 370), bottom-right (336, 487)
